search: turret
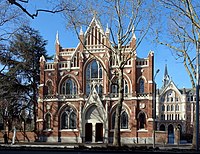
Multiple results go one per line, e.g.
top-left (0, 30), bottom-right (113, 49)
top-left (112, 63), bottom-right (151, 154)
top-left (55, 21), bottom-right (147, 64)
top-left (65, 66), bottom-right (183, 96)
top-left (105, 24), bottom-right (110, 38)
top-left (130, 26), bottom-right (136, 49)
top-left (55, 31), bottom-right (61, 55)
top-left (79, 27), bottom-right (84, 51)
top-left (39, 55), bottom-right (46, 98)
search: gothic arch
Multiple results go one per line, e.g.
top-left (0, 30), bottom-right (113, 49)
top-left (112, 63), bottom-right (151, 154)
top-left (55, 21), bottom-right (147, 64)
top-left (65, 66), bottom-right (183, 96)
top-left (136, 75), bottom-right (147, 84)
top-left (176, 124), bottom-right (182, 135)
top-left (137, 110), bottom-right (148, 119)
top-left (83, 58), bottom-right (106, 76)
top-left (167, 123), bottom-right (174, 133)
top-left (44, 111), bottom-right (52, 130)
top-left (123, 73), bottom-right (132, 92)
top-left (137, 111), bottom-right (147, 129)
top-left (44, 111), bottom-right (53, 119)
top-left (46, 79), bottom-right (53, 95)
top-left (159, 124), bottom-right (166, 131)
top-left (46, 79), bottom-right (53, 85)
top-left (84, 59), bottom-right (104, 96)
top-left (60, 106), bottom-right (77, 129)
top-left (110, 75), bottom-right (132, 94)
top-left (110, 102), bottom-right (131, 116)
top-left (83, 58), bottom-right (105, 86)
top-left (58, 74), bottom-right (80, 94)
top-left (110, 103), bottom-right (130, 130)
top-left (58, 102), bottom-right (78, 116)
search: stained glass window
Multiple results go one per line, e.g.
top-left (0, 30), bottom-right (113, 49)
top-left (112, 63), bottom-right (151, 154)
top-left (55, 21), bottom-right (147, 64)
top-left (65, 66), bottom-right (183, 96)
top-left (86, 59), bottom-right (103, 96)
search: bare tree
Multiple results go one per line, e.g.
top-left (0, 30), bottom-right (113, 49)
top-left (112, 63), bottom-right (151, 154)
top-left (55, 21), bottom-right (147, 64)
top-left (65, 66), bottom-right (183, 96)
top-left (63, 0), bottom-right (155, 146)
top-left (155, 0), bottom-right (200, 148)
top-left (0, 0), bottom-right (27, 69)
top-left (156, 0), bottom-right (200, 89)
top-left (7, 0), bottom-right (76, 19)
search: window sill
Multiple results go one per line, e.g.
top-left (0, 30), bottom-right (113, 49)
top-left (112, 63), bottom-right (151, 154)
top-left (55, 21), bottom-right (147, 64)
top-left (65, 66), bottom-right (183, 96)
top-left (43, 129), bottom-right (53, 132)
top-left (137, 129), bottom-right (148, 132)
top-left (110, 129), bottom-right (131, 132)
top-left (59, 129), bottom-right (78, 132)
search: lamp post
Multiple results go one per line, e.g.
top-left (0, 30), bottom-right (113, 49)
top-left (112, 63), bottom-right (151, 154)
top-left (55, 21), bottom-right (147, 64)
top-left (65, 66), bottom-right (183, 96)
top-left (153, 69), bottom-right (160, 149)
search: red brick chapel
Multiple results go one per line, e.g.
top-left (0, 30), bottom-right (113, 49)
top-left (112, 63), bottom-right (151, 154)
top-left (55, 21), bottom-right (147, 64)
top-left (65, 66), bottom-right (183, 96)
top-left (37, 16), bottom-right (155, 144)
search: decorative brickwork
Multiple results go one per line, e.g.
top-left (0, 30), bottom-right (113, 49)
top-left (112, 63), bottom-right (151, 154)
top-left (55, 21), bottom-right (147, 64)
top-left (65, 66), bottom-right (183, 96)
top-left (37, 16), bottom-right (154, 144)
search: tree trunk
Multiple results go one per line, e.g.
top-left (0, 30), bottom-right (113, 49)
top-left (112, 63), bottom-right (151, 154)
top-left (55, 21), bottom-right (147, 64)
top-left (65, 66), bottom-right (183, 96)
top-left (192, 113), bottom-right (196, 149)
top-left (113, 68), bottom-right (124, 146)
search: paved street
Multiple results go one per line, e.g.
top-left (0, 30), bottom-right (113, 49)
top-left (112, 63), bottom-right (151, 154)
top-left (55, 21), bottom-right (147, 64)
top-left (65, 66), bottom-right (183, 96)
top-left (0, 143), bottom-right (197, 154)
top-left (0, 149), bottom-right (198, 154)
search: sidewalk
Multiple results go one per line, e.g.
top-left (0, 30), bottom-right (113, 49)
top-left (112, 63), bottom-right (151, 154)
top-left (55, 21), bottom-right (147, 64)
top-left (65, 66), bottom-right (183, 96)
top-left (0, 141), bottom-right (195, 152)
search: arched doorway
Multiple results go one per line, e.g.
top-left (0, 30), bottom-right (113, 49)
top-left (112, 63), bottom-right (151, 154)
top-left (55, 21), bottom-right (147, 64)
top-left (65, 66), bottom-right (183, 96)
top-left (83, 104), bottom-right (105, 143)
top-left (168, 124), bottom-right (174, 144)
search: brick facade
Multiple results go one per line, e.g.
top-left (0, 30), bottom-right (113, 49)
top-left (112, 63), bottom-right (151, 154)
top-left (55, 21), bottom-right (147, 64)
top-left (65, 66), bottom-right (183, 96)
top-left (37, 16), bottom-right (155, 144)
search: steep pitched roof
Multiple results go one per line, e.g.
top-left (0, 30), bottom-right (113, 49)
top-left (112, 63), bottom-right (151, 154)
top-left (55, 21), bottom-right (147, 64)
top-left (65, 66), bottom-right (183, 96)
top-left (84, 15), bottom-right (105, 36)
top-left (159, 80), bottom-right (182, 98)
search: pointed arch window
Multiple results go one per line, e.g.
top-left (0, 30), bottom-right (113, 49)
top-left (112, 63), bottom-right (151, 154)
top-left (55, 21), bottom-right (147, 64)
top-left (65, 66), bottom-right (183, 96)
top-left (71, 52), bottom-right (79, 67)
top-left (139, 78), bottom-right (144, 93)
top-left (46, 81), bottom-right (53, 95)
top-left (44, 113), bottom-right (51, 130)
top-left (161, 114), bottom-right (165, 120)
top-left (159, 124), bottom-right (166, 131)
top-left (111, 78), bottom-right (129, 96)
top-left (69, 112), bottom-right (77, 129)
top-left (111, 110), bottom-right (129, 129)
top-left (167, 105), bottom-right (170, 111)
top-left (161, 105), bottom-right (165, 111)
top-left (175, 104), bottom-right (179, 111)
top-left (121, 111), bottom-right (128, 129)
top-left (171, 105), bottom-right (174, 111)
top-left (61, 107), bottom-right (77, 129)
top-left (61, 79), bottom-right (77, 96)
top-left (86, 59), bottom-right (103, 96)
top-left (138, 112), bottom-right (146, 129)
top-left (124, 80), bottom-right (128, 94)
top-left (111, 80), bottom-right (118, 95)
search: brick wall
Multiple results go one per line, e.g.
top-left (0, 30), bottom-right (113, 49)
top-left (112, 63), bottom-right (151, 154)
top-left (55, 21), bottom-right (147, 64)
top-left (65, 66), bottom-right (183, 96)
top-left (0, 131), bottom-right (36, 143)
top-left (155, 131), bottom-right (168, 145)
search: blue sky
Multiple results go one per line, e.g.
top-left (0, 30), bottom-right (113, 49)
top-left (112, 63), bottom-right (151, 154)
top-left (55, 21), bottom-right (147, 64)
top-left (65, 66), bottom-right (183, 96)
top-left (29, 9), bottom-right (192, 89)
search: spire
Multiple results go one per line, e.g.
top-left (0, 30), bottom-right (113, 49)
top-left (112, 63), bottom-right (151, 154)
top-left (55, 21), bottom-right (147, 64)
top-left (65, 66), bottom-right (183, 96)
top-left (39, 55), bottom-right (46, 62)
top-left (163, 63), bottom-right (170, 87)
top-left (93, 10), bottom-right (97, 18)
top-left (80, 26), bottom-right (84, 35)
top-left (106, 23), bottom-right (109, 33)
top-left (164, 63), bottom-right (168, 78)
top-left (132, 26), bottom-right (136, 39)
top-left (55, 31), bottom-right (60, 45)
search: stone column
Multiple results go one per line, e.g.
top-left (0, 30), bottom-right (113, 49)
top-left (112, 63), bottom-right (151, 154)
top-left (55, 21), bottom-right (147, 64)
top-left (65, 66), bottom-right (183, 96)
top-left (92, 123), bottom-right (95, 143)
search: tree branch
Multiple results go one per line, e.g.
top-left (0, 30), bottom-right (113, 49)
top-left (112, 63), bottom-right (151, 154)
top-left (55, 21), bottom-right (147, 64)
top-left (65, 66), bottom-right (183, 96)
top-left (8, 0), bottom-right (75, 19)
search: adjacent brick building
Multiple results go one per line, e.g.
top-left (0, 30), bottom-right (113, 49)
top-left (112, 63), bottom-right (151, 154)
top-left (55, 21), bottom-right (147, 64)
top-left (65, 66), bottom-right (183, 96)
top-left (37, 16), bottom-right (155, 144)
